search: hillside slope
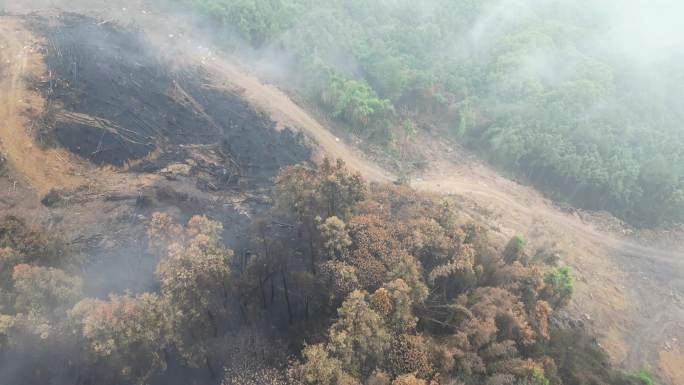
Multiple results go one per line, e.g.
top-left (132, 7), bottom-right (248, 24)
top-left (0, 4), bottom-right (682, 384)
top-left (209, 41), bottom-right (684, 383)
top-left (127, 5), bottom-right (684, 381)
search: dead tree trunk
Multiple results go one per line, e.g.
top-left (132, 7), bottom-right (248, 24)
top-left (282, 271), bottom-right (293, 325)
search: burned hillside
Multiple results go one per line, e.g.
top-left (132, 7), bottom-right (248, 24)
top-left (0, 3), bottom-right (679, 385)
top-left (30, 13), bottom-right (310, 185)
top-left (0, 12), bottom-right (317, 305)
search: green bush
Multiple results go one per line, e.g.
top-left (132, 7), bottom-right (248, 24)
top-left (638, 368), bottom-right (654, 385)
top-left (503, 235), bottom-right (527, 264)
top-left (544, 267), bottom-right (574, 306)
top-left (320, 75), bottom-right (394, 135)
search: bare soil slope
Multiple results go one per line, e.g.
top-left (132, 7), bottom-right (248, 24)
top-left (0, 17), bottom-right (88, 195)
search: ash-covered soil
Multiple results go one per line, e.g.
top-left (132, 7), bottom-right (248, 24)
top-left (0, 12), bottom-right (314, 298)
top-left (30, 13), bottom-right (310, 185)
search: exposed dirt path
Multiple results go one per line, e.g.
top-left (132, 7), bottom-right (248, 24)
top-left (0, 18), bottom-right (87, 194)
top-left (0, 16), bottom-right (164, 198)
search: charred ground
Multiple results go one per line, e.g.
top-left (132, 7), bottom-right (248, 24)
top-left (30, 13), bottom-right (310, 186)
top-left (0, 12), bottom-right (315, 299)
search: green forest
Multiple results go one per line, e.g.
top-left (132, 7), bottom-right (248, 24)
top-left (169, 0), bottom-right (684, 227)
top-left (0, 159), bottom-right (648, 385)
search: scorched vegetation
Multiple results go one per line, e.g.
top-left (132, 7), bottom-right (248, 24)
top-left (0, 159), bottom-right (646, 385)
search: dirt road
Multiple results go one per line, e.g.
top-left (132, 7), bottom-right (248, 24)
top-left (0, 8), bottom-right (682, 383)
top-left (0, 16), bottom-right (162, 203)
top-left (0, 19), bottom-right (88, 194)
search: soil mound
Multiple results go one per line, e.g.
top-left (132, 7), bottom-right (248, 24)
top-left (30, 13), bottom-right (310, 184)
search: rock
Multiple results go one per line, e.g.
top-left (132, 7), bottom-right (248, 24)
top-left (41, 188), bottom-right (65, 207)
top-left (160, 163), bottom-right (192, 178)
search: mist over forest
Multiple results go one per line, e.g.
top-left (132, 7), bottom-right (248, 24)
top-left (6, 0), bottom-right (684, 226)
top-left (161, 0), bottom-right (684, 227)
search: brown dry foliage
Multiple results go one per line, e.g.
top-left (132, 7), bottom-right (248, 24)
top-left (386, 334), bottom-right (433, 378)
top-left (391, 374), bottom-right (426, 385)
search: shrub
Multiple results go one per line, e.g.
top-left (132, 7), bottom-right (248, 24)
top-left (544, 267), bottom-right (574, 307)
top-left (638, 368), bottom-right (654, 385)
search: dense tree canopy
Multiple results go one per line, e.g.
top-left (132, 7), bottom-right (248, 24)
top-left (0, 160), bottom-right (648, 385)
